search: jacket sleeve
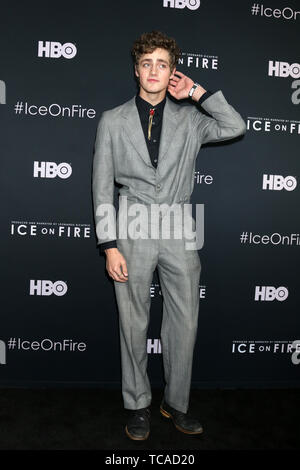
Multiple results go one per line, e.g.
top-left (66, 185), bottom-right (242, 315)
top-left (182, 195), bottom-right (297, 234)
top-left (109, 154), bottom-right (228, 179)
top-left (99, 240), bottom-right (118, 253)
top-left (193, 90), bottom-right (247, 145)
top-left (92, 111), bottom-right (117, 247)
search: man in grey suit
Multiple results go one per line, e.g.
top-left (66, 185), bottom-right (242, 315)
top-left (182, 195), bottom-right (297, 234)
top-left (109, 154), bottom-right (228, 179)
top-left (92, 30), bottom-right (246, 440)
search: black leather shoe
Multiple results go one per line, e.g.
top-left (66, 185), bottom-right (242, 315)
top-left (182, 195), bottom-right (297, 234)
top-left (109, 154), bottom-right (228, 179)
top-left (125, 407), bottom-right (151, 441)
top-left (160, 399), bottom-right (203, 435)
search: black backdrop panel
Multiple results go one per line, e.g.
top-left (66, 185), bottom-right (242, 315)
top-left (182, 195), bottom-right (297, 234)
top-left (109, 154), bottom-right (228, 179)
top-left (0, 0), bottom-right (299, 387)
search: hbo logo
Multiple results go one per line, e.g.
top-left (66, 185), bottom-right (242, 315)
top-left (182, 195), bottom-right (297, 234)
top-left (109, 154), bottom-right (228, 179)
top-left (38, 41), bottom-right (77, 59)
top-left (147, 339), bottom-right (162, 354)
top-left (255, 286), bottom-right (288, 302)
top-left (268, 61), bottom-right (300, 78)
top-left (291, 340), bottom-right (300, 365)
top-left (33, 161), bottom-right (72, 179)
top-left (163, 0), bottom-right (201, 9)
top-left (262, 174), bottom-right (297, 191)
top-left (30, 280), bottom-right (68, 296)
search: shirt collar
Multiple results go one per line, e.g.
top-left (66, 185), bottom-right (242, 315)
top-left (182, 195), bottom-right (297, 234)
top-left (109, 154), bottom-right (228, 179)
top-left (135, 93), bottom-right (166, 117)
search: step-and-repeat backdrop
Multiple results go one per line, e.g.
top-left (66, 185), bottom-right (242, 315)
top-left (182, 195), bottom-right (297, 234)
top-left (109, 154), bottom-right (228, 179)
top-left (1, 0), bottom-right (299, 388)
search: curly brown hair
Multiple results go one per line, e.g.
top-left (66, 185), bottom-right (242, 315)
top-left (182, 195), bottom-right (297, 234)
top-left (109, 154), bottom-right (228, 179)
top-left (131, 30), bottom-right (181, 71)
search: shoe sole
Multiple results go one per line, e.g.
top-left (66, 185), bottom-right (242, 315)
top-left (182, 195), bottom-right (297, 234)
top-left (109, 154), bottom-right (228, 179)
top-left (125, 425), bottom-right (150, 441)
top-left (160, 407), bottom-right (203, 435)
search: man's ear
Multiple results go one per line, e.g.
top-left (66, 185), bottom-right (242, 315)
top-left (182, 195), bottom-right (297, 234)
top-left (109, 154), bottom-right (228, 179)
top-left (170, 66), bottom-right (176, 79)
top-left (134, 65), bottom-right (139, 78)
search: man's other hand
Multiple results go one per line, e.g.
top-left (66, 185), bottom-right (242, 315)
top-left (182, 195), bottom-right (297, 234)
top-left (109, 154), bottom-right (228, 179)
top-left (104, 248), bottom-right (129, 282)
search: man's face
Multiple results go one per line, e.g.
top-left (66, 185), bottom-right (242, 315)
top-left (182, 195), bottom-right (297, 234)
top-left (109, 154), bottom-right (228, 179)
top-left (135, 47), bottom-right (176, 95)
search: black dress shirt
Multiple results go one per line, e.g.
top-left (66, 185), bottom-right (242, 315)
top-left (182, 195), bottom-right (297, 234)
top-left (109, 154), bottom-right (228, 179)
top-left (135, 93), bottom-right (166, 169)
top-left (99, 89), bottom-right (215, 252)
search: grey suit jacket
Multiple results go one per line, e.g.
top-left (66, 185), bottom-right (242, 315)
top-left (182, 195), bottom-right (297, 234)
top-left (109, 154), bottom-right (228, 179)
top-left (92, 90), bottom-right (246, 247)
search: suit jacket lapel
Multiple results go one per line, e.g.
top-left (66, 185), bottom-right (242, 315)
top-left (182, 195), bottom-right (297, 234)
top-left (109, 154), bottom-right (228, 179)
top-left (121, 96), bottom-right (150, 166)
top-left (121, 95), bottom-right (180, 168)
top-left (158, 96), bottom-right (180, 165)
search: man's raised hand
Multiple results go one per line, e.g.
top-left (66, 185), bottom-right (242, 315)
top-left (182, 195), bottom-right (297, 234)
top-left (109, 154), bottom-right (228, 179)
top-left (168, 70), bottom-right (194, 100)
top-left (168, 70), bottom-right (207, 101)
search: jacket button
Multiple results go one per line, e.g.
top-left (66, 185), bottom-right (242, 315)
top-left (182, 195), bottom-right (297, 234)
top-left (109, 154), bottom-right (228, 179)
top-left (156, 184), bottom-right (161, 190)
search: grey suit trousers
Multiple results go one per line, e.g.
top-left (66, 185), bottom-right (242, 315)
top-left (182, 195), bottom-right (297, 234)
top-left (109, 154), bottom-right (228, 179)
top-left (113, 201), bottom-right (201, 414)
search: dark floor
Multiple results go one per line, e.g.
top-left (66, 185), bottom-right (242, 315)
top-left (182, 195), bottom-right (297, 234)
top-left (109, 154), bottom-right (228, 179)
top-left (0, 387), bottom-right (299, 450)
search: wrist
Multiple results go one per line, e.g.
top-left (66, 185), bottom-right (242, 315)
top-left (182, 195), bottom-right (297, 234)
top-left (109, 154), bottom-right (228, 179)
top-left (190, 83), bottom-right (207, 101)
top-left (104, 247), bottom-right (118, 254)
